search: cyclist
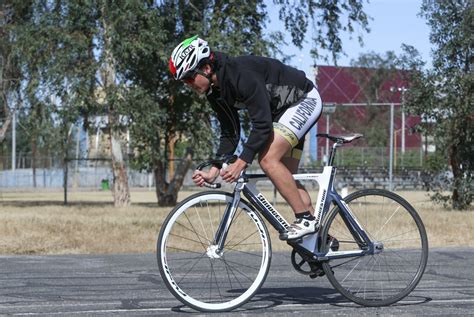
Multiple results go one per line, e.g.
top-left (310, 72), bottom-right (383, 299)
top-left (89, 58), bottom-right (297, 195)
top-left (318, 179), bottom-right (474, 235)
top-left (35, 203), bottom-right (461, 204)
top-left (169, 35), bottom-right (323, 240)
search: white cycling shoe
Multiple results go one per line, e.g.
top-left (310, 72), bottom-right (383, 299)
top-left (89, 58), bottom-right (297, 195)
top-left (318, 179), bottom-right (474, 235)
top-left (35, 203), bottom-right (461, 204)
top-left (280, 218), bottom-right (318, 240)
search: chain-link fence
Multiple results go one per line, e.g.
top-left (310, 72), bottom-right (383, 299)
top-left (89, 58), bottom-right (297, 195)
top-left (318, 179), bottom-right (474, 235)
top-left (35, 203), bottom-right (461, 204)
top-left (0, 148), bottom-right (430, 190)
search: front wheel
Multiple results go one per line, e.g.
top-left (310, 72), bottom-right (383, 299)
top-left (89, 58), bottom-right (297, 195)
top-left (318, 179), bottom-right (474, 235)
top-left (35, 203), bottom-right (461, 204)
top-left (321, 189), bottom-right (428, 306)
top-left (157, 191), bottom-right (271, 312)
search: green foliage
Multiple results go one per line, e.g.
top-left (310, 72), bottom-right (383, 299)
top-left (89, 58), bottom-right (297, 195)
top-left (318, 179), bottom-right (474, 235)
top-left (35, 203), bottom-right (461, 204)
top-left (331, 104), bottom-right (389, 148)
top-left (4, 0), bottom-right (371, 205)
top-left (399, 0), bottom-right (473, 210)
top-left (273, 0), bottom-right (370, 63)
top-left (350, 51), bottom-right (401, 103)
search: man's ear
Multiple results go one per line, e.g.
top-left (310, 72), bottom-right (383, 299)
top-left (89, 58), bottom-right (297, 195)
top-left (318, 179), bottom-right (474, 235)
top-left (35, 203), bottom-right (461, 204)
top-left (203, 64), bottom-right (212, 74)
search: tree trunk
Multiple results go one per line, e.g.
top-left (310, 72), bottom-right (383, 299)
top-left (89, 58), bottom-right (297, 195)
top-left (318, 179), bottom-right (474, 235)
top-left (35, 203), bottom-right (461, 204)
top-left (448, 136), bottom-right (465, 210)
top-left (0, 110), bottom-right (11, 143)
top-left (102, 5), bottom-right (130, 207)
top-left (110, 125), bottom-right (131, 207)
top-left (154, 148), bottom-right (193, 206)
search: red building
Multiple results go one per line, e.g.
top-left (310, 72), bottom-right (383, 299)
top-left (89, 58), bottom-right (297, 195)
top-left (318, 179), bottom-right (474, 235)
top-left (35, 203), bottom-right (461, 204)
top-left (313, 66), bottom-right (422, 152)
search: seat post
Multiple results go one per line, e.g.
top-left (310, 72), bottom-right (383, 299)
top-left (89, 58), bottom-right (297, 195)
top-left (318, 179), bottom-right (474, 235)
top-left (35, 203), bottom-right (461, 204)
top-left (327, 142), bottom-right (342, 166)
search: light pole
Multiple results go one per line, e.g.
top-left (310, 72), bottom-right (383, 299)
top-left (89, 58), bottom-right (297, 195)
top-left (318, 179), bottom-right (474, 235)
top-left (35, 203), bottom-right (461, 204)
top-left (390, 86), bottom-right (408, 154)
top-left (399, 87), bottom-right (407, 155)
top-left (389, 103), bottom-right (394, 191)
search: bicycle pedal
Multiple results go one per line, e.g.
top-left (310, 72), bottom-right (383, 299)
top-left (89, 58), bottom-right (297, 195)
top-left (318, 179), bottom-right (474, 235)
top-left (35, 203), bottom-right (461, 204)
top-left (309, 270), bottom-right (325, 279)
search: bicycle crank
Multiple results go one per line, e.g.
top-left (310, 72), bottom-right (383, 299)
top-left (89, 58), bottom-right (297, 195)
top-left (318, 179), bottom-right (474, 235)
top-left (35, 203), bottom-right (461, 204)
top-left (291, 249), bottom-right (326, 278)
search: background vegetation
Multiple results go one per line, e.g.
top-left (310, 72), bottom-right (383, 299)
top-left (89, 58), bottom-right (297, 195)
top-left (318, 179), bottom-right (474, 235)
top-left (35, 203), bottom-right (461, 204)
top-left (0, 0), bottom-right (471, 209)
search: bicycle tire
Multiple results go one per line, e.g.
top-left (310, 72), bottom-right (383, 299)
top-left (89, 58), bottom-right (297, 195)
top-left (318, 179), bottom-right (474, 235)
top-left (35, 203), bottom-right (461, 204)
top-left (321, 189), bottom-right (428, 306)
top-left (157, 191), bottom-right (272, 312)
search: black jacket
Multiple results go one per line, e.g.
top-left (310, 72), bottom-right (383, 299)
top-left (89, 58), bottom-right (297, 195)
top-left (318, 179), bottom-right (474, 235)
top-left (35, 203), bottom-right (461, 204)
top-left (207, 52), bottom-right (314, 163)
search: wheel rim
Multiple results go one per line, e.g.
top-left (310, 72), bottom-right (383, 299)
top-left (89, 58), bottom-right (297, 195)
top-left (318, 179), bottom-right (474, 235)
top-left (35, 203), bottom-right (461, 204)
top-left (159, 193), bottom-right (271, 311)
top-left (322, 190), bottom-right (428, 305)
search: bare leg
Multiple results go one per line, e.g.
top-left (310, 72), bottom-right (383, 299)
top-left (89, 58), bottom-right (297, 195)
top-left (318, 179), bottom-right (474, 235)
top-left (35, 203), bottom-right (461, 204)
top-left (258, 133), bottom-right (308, 215)
top-left (281, 156), bottom-right (314, 214)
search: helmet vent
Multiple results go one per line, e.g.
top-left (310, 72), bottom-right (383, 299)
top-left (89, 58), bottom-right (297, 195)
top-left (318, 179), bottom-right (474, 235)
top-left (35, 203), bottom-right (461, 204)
top-left (189, 55), bottom-right (197, 67)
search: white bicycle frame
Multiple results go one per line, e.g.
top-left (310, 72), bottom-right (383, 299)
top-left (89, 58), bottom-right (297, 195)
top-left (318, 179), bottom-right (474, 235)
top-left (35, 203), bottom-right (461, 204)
top-left (213, 164), bottom-right (381, 262)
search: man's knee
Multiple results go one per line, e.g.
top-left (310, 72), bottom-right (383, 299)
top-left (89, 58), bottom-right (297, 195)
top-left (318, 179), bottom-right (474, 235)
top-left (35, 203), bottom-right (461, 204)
top-left (258, 155), bottom-right (278, 173)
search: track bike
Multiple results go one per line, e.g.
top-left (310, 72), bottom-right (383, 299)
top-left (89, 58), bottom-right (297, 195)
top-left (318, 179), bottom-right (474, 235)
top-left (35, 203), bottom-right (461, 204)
top-left (157, 133), bottom-right (428, 312)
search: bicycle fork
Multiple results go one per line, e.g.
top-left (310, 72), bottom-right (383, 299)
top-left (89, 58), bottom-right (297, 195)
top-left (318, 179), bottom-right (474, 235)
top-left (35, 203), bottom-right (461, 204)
top-left (210, 183), bottom-right (245, 256)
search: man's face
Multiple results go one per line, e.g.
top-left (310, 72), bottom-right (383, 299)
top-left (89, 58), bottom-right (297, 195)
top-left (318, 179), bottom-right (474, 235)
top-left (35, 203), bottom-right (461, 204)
top-left (182, 65), bottom-right (212, 95)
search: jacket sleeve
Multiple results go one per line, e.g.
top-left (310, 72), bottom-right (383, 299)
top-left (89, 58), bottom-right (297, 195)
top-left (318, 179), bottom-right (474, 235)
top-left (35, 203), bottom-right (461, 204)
top-left (236, 72), bottom-right (273, 163)
top-left (210, 100), bottom-right (241, 159)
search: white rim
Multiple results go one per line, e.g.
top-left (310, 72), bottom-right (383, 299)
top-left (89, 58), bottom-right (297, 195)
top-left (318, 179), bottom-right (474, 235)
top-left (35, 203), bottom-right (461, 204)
top-left (160, 193), bottom-right (270, 311)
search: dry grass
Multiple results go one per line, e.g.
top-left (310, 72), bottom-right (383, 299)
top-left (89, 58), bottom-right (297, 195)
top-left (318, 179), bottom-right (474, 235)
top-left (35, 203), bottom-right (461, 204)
top-left (0, 188), bottom-right (472, 255)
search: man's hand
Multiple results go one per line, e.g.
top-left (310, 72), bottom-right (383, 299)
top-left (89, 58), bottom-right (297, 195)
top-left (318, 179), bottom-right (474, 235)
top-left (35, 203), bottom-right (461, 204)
top-left (220, 158), bottom-right (247, 183)
top-left (192, 166), bottom-right (220, 187)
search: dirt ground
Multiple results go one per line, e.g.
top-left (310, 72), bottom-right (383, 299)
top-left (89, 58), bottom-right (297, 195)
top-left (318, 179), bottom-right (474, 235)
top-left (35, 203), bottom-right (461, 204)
top-left (0, 188), bottom-right (472, 255)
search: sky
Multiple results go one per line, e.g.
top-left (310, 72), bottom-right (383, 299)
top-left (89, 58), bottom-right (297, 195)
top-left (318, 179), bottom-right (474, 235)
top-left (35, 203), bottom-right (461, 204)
top-left (266, 0), bottom-right (433, 72)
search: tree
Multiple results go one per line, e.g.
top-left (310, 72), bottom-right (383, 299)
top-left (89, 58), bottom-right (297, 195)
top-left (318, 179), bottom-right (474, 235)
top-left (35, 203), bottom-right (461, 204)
top-left (400, 0), bottom-right (472, 209)
top-left (115, 0), bottom-right (371, 206)
top-left (11, 1), bottom-right (132, 206)
top-left (6, 0), bottom-right (371, 207)
top-left (112, 1), bottom-right (273, 206)
top-left (274, 0), bottom-right (370, 63)
top-left (0, 1), bottom-right (24, 144)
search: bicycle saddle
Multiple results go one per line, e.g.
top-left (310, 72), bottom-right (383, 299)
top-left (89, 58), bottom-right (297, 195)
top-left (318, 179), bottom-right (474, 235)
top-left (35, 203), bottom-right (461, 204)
top-left (317, 133), bottom-right (363, 144)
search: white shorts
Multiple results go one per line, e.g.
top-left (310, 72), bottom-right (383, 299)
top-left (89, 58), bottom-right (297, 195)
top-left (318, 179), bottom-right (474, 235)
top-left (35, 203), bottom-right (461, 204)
top-left (273, 88), bottom-right (322, 158)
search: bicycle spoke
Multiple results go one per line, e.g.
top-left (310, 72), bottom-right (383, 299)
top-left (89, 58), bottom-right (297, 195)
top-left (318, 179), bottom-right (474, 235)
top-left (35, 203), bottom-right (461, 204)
top-left (175, 251), bottom-right (209, 285)
top-left (379, 229), bottom-right (420, 243)
top-left (159, 192), bottom-right (270, 311)
top-left (207, 201), bottom-right (217, 241)
top-left (220, 259), bottom-right (257, 282)
top-left (221, 257), bottom-right (262, 271)
top-left (222, 248), bottom-right (263, 258)
top-left (196, 202), bottom-right (211, 242)
top-left (174, 220), bottom-right (211, 244)
top-left (329, 255), bottom-right (366, 269)
top-left (372, 205), bottom-right (402, 239)
top-left (168, 232), bottom-right (209, 246)
top-left (225, 230), bottom-right (259, 250)
top-left (222, 260), bottom-right (245, 289)
top-left (183, 212), bottom-right (211, 249)
top-left (322, 190), bottom-right (428, 306)
top-left (166, 245), bottom-right (206, 255)
top-left (210, 259), bottom-right (224, 300)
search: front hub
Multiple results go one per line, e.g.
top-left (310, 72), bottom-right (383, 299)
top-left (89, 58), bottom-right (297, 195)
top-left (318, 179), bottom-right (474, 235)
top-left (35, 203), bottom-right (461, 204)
top-left (206, 245), bottom-right (223, 259)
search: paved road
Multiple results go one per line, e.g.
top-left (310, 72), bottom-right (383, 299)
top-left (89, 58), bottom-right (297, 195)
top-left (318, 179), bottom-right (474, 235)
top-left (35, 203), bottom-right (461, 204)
top-left (1, 248), bottom-right (473, 316)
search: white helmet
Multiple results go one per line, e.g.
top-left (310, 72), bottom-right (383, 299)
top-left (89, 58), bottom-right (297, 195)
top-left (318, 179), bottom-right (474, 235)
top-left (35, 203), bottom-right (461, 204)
top-left (169, 35), bottom-right (211, 80)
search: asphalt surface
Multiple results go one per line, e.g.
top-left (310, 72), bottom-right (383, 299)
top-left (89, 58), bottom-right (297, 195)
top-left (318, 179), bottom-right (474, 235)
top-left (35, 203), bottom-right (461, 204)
top-left (1, 248), bottom-right (473, 316)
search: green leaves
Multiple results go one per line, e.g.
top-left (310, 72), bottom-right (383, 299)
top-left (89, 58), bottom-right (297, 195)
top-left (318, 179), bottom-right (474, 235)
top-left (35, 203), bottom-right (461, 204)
top-left (403, 0), bottom-right (473, 210)
top-left (274, 0), bottom-right (370, 63)
top-left (4, 0), bottom-right (372, 205)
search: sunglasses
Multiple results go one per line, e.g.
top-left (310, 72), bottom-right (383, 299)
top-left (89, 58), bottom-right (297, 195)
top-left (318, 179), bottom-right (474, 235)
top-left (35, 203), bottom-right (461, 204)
top-left (181, 69), bottom-right (208, 84)
top-left (181, 70), bottom-right (198, 84)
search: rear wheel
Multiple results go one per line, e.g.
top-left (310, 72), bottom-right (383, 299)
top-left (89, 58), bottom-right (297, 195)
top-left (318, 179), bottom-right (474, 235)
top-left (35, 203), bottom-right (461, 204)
top-left (157, 191), bottom-right (271, 312)
top-left (321, 189), bottom-right (428, 306)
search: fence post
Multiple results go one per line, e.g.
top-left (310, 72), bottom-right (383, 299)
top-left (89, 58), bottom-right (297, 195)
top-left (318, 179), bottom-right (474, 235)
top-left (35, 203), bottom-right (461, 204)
top-left (64, 157), bottom-right (68, 205)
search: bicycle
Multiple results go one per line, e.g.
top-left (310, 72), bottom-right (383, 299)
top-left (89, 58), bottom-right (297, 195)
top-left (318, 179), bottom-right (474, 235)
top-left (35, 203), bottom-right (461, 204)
top-left (157, 133), bottom-right (428, 312)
